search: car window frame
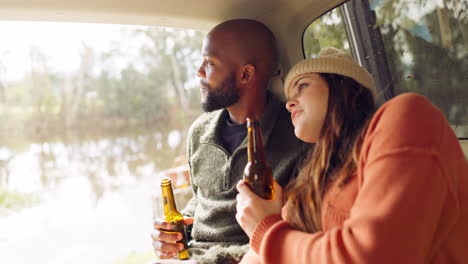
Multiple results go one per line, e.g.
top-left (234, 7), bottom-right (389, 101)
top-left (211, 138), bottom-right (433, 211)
top-left (301, 0), bottom-right (395, 105)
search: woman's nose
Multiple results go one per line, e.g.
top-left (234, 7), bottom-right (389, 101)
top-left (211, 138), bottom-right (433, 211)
top-left (286, 99), bottom-right (296, 112)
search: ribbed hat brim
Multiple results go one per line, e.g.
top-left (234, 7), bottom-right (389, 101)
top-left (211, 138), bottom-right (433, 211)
top-left (284, 54), bottom-right (376, 98)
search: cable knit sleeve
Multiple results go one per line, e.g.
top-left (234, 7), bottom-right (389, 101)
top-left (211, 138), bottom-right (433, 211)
top-left (249, 94), bottom-right (457, 264)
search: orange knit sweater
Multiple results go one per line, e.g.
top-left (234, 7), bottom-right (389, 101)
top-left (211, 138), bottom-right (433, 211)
top-left (240, 93), bottom-right (468, 264)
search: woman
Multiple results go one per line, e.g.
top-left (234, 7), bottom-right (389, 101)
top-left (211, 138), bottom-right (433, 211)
top-left (235, 47), bottom-right (468, 264)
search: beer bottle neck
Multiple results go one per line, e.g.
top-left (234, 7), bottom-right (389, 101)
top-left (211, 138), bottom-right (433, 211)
top-left (161, 183), bottom-right (178, 215)
top-left (247, 121), bottom-right (266, 163)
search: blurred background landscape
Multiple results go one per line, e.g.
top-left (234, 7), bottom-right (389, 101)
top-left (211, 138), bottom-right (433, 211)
top-left (0, 22), bottom-right (204, 264)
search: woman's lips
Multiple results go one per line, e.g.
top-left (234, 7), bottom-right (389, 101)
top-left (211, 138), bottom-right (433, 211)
top-left (291, 110), bottom-right (303, 124)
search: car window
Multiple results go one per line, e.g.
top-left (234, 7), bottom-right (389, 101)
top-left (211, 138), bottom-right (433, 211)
top-left (370, 0), bottom-right (468, 138)
top-left (303, 1), bottom-right (467, 139)
top-left (0, 21), bottom-right (204, 264)
top-left (303, 7), bottom-right (350, 58)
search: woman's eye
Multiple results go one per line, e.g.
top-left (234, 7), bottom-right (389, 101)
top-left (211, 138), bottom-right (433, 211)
top-left (298, 83), bottom-right (307, 92)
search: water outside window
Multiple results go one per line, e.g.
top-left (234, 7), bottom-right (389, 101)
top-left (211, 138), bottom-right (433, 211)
top-left (0, 22), bottom-right (204, 264)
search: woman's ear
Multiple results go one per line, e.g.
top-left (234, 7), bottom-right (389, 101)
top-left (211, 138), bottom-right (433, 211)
top-left (239, 64), bottom-right (255, 84)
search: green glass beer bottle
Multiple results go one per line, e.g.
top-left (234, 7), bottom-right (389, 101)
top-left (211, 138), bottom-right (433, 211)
top-left (243, 117), bottom-right (274, 200)
top-left (160, 178), bottom-right (190, 260)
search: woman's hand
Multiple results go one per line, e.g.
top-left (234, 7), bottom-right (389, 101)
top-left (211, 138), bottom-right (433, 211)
top-left (236, 180), bottom-right (283, 238)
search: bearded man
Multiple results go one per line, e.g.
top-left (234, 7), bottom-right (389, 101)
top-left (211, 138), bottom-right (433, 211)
top-left (152, 19), bottom-right (309, 264)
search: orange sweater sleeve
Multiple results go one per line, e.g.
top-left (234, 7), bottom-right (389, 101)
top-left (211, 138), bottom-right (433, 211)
top-left (249, 94), bottom-right (456, 264)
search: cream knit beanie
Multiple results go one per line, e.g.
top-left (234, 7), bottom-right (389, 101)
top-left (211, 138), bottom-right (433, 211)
top-left (284, 47), bottom-right (376, 97)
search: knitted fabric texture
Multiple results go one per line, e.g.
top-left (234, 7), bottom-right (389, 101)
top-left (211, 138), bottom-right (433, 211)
top-left (284, 47), bottom-right (376, 97)
top-left (182, 92), bottom-right (310, 262)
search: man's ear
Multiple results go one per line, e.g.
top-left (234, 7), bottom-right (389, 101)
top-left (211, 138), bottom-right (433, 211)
top-left (239, 64), bottom-right (255, 84)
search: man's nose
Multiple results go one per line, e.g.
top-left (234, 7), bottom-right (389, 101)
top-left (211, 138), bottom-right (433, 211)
top-left (197, 65), bottom-right (205, 78)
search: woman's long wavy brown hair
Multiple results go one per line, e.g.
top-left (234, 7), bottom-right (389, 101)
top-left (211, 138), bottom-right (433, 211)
top-left (285, 73), bottom-right (375, 233)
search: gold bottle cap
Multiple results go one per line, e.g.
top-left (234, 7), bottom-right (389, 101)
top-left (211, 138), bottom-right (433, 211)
top-left (246, 117), bottom-right (260, 126)
top-left (160, 177), bottom-right (172, 186)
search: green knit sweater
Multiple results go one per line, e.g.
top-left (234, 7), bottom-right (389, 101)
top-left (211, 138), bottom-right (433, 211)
top-left (182, 93), bottom-right (310, 263)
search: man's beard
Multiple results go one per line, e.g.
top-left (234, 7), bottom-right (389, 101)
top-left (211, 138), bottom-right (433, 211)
top-left (201, 73), bottom-right (240, 112)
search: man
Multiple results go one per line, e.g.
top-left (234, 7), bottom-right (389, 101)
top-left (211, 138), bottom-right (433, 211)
top-left (152, 19), bottom-right (309, 263)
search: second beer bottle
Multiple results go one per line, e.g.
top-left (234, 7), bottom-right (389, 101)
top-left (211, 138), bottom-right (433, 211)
top-left (160, 178), bottom-right (190, 260)
top-left (243, 117), bottom-right (274, 200)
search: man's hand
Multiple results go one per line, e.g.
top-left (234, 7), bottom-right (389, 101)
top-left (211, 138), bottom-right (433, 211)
top-left (152, 217), bottom-right (194, 259)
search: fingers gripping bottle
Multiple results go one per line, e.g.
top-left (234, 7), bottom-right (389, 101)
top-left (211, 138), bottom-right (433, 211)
top-left (160, 178), bottom-right (190, 259)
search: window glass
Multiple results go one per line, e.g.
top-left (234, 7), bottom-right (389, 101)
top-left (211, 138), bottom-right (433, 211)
top-left (0, 21), bottom-right (204, 264)
top-left (370, 0), bottom-right (468, 138)
top-left (303, 7), bottom-right (350, 58)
